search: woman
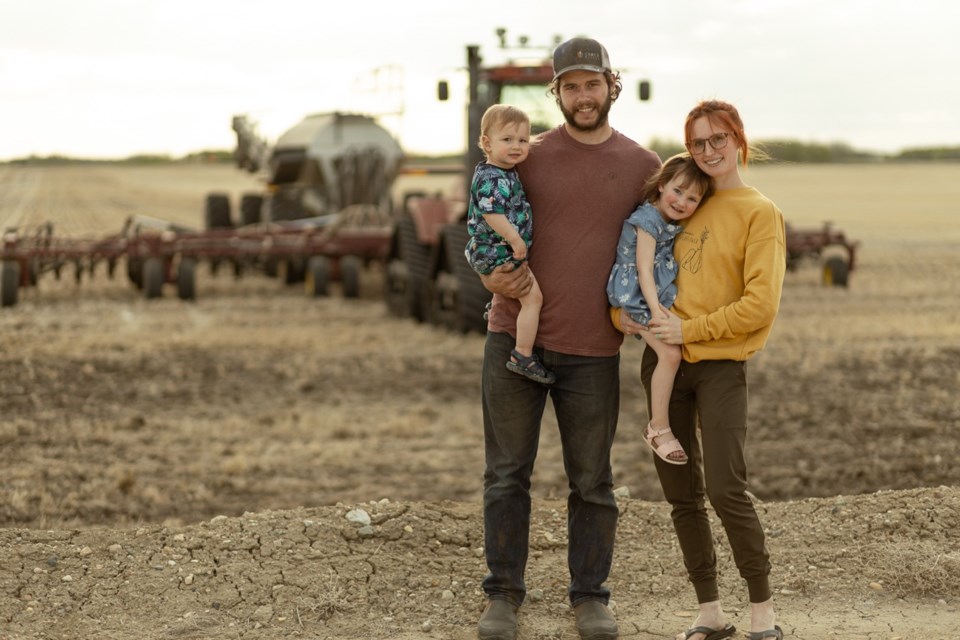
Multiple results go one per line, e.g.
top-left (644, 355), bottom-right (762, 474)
top-left (613, 99), bottom-right (787, 640)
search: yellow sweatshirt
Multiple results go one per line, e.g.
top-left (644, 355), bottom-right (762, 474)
top-left (612, 186), bottom-right (786, 363)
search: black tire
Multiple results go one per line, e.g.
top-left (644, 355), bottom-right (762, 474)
top-left (395, 217), bottom-right (433, 322)
top-left (306, 256), bottom-right (330, 297)
top-left (239, 193), bottom-right (263, 226)
top-left (442, 222), bottom-right (491, 334)
top-left (823, 256), bottom-right (850, 287)
top-left (385, 259), bottom-right (409, 317)
top-left (280, 258), bottom-right (306, 285)
top-left (339, 255), bottom-right (362, 298)
top-left (204, 193), bottom-right (233, 229)
top-left (433, 272), bottom-right (459, 331)
top-left (127, 256), bottom-right (143, 289)
top-left (1, 260), bottom-right (20, 308)
top-left (177, 258), bottom-right (197, 300)
top-left (143, 257), bottom-right (164, 299)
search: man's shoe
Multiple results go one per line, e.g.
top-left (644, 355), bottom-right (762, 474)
top-left (477, 599), bottom-right (518, 640)
top-left (574, 599), bottom-right (618, 640)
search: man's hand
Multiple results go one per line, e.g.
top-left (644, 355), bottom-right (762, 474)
top-left (480, 262), bottom-right (533, 299)
top-left (618, 308), bottom-right (648, 336)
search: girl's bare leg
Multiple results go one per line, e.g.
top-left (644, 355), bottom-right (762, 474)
top-left (639, 328), bottom-right (683, 458)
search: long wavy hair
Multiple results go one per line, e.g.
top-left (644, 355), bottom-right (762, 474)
top-left (640, 153), bottom-right (714, 207)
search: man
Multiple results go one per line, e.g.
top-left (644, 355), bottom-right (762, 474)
top-left (476, 37), bottom-right (662, 640)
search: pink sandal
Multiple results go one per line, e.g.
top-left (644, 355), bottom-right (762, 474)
top-left (644, 423), bottom-right (688, 465)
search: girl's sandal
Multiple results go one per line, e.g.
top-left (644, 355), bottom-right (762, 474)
top-left (644, 423), bottom-right (688, 465)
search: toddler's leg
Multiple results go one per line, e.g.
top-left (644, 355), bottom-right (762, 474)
top-left (513, 275), bottom-right (544, 357)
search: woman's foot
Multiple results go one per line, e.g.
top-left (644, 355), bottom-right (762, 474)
top-left (676, 601), bottom-right (732, 640)
top-left (748, 598), bottom-right (779, 639)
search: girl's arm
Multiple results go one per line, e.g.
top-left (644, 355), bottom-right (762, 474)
top-left (482, 213), bottom-right (526, 260)
top-left (635, 229), bottom-right (666, 322)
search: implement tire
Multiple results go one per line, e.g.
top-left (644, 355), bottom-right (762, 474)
top-left (205, 193), bottom-right (233, 229)
top-left (143, 257), bottom-right (164, 299)
top-left (177, 258), bottom-right (197, 300)
top-left (823, 256), bottom-right (850, 287)
top-left (306, 256), bottom-right (330, 297)
top-left (239, 193), bottom-right (263, 226)
top-left (340, 255), bottom-right (362, 298)
top-left (1, 260), bottom-right (20, 307)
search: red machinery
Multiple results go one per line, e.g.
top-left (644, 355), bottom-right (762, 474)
top-left (0, 207), bottom-right (392, 308)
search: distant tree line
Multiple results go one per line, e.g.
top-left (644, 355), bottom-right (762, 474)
top-left (3, 143), bottom-right (958, 166)
top-left (4, 150), bottom-right (234, 166)
top-left (646, 138), bottom-right (960, 163)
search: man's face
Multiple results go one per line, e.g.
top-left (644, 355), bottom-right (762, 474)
top-left (556, 70), bottom-right (612, 133)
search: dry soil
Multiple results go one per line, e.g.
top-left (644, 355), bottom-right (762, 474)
top-left (0, 163), bottom-right (958, 640)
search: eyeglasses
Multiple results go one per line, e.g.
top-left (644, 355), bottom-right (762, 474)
top-left (686, 132), bottom-right (730, 155)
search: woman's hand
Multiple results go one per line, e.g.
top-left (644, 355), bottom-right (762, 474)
top-left (480, 262), bottom-right (533, 299)
top-left (648, 306), bottom-right (683, 345)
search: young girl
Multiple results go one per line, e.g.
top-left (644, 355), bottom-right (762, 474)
top-left (465, 104), bottom-right (554, 385)
top-left (607, 154), bottom-right (712, 464)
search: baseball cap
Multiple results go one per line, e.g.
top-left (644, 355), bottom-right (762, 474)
top-left (552, 37), bottom-right (612, 81)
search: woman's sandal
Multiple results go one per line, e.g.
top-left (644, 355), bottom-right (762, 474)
top-left (684, 624), bottom-right (737, 640)
top-left (506, 349), bottom-right (556, 384)
top-left (747, 626), bottom-right (783, 640)
top-left (644, 422), bottom-right (688, 465)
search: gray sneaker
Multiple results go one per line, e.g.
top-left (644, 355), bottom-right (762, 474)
top-left (574, 599), bottom-right (618, 640)
top-left (477, 599), bottom-right (518, 640)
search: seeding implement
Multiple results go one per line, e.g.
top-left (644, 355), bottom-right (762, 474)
top-left (785, 221), bottom-right (859, 287)
top-left (0, 207), bottom-right (393, 308)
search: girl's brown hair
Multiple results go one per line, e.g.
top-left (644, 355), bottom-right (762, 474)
top-left (640, 153), bottom-right (713, 206)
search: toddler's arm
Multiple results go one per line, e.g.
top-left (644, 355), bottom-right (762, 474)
top-left (482, 213), bottom-right (527, 260)
top-left (635, 228), bottom-right (664, 320)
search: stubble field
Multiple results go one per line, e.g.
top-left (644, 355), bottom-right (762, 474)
top-left (0, 162), bottom-right (958, 639)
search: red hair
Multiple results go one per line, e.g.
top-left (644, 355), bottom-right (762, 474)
top-left (684, 100), bottom-right (751, 166)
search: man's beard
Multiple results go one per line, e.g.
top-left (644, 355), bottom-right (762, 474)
top-left (560, 93), bottom-right (612, 132)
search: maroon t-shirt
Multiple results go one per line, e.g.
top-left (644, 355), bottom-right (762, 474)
top-left (488, 125), bottom-right (661, 357)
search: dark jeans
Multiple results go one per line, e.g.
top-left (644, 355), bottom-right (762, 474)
top-left (481, 331), bottom-right (620, 607)
top-left (640, 347), bottom-right (772, 604)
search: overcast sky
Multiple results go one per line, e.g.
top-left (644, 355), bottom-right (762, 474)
top-left (2, 0), bottom-right (958, 160)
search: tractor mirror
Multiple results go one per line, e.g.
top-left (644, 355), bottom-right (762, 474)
top-left (638, 81), bottom-right (651, 102)
top-left (438, 81), bottom-right (449, 101)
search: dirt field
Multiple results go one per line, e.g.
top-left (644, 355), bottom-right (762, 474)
top-left (1, 163), bottom-right (958, 639)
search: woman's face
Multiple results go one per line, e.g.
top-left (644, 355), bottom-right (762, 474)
top-left (687, 116), bottom-right (739, 185)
